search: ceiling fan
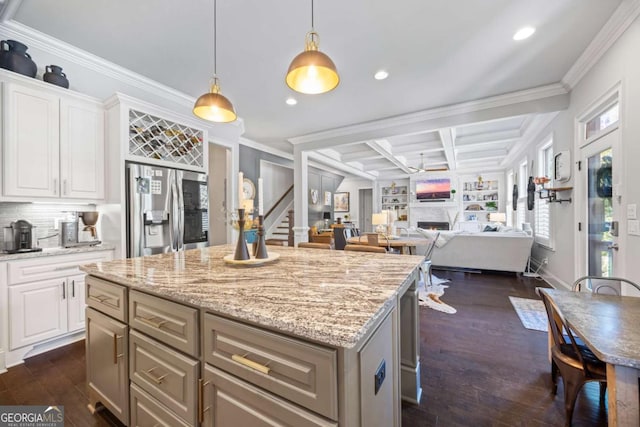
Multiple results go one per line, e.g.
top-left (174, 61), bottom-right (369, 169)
top-left (407, 153), bottom-right (448, 173)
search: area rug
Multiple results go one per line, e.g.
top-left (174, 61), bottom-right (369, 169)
top-left (418, 275), bottom-right (456, 314)
top-left (509, 296), bottom-right (547, 332)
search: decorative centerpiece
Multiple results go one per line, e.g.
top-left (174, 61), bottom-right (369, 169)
top-left (224, 174), bottom-right (278, 266)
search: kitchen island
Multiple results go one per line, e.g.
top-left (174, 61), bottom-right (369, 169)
top-left (81, 244), bottom-right (423, 426)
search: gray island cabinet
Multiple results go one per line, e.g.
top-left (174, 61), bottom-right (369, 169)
top-left (81, 244), bottom-right (423, 426)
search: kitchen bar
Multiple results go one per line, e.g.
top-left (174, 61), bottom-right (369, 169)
top-left (81, 244), bottom-right (424, 426)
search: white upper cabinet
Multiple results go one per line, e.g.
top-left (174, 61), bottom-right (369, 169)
top-left (3, 83), bottom-right (60, 198)
top-left (1, 74), bottom-right (105, 202)
top-left (60, 97), bottom-right (105, 199)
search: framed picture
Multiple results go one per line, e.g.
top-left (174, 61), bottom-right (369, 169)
top-left (334, 192), bottom-right (349, 212)
top-left (310, 189), bottom-right (319, 205)
top-left (324, 191), bottom-right (332, 206)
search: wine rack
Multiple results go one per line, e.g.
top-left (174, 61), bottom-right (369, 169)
top-left (128, 109), bottom-right (204, 168)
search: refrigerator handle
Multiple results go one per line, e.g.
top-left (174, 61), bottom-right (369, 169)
top-left (176, 171), bottom-right (185, 251)
top-left (169, 171), bottom-right (179, 252)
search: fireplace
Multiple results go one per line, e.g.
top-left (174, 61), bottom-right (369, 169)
top-left (417, 221), bottom-right (450, 230)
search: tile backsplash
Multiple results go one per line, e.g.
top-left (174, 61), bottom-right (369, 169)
top-left (0, 202), bottom-right (96, 249)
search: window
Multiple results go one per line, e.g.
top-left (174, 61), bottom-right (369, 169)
top-left (516, 160), bottom-right (528, 230)
top-left (585, 102), bottom-right (619, 140)
top-left (535, 138), bottom-right (553, 248)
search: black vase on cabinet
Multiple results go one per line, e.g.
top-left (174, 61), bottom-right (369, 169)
top-left (0, 40), bottom-right (37, 78)
top-left (43, 65), bottom-right (69, 89)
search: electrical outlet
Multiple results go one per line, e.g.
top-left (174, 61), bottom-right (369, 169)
top-left (53, 218), bottom-right (64, 230)
top-left (374, 360), bottom-right (386, 395)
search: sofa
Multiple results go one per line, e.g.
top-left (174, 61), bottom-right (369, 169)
top-left (428, 230), bottom-right (534, 273)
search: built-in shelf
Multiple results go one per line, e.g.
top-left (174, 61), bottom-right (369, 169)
top-left (538, 186), bottom-right (573, 203)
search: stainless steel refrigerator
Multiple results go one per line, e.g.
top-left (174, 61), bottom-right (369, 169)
top-left (126, 162), bottom-right (209, 258)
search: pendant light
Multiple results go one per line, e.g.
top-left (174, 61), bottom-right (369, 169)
top-left (193, 0), bottom-right (237, 123)
top-left (286, 0), bottom-right (339, 95)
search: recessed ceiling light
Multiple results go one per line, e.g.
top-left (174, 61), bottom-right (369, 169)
top-left (374, 70), bottom-right (389, 80)
top-left (513, 26), bottom-right (536, 41)
top-left (286, 97), bottom-right (297, 106)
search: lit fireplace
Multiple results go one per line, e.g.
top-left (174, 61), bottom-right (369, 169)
top-left (417, 221), bottom-right (450, 230)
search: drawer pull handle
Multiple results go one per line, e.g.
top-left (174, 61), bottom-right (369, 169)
top-left (231, 354), bottom-right (271, 375)
top-left (138, 316), bottom-right (168, 329)
top-left (198, 379), bottom-right (211, 423)
top-left (55, 265), bottom-right (77, 271)
top-left (89, 294), bottom-right (110, 303)
top-left (144, 367), bottom-right (168, 385)
top-left (112, 334), bottom-right (123, 364)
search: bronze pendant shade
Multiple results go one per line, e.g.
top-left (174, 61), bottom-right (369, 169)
top-left (286, 1), bottom-right (339, 95)
top-left (193, 0), bottom-right (237, 123)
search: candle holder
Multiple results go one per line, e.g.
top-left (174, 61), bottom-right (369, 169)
top-left (233, 208), bottom-right (251, 260)
top-left (254, 215), bottom-right (269, 259)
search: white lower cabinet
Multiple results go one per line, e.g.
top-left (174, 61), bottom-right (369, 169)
top-left (8, 277), bottom-right (67, 349)
top-left (3, 250), bottom-right (114, 368)
top-left (10, 272), bottom-right (91, 349)
top-left (86, 307), bottom-right (129, 425)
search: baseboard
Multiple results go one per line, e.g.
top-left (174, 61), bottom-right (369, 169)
top-left (6, 331), bottom-right (85, 368)
top-left (539, 268), bottom-right (570, 290)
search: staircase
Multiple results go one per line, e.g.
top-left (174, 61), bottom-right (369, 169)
top-left (265, 214), bottom-right (291, 246)
top-left (265, 209), bottom-right (294, 247)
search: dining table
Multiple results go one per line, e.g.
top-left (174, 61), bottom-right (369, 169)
top-left (538, 288), bottom-right (640, 427)
top-left (347, 235), bottom-right (428, 255)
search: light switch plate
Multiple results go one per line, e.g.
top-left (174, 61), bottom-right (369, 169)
top-left (629, 220), bottom-right (640, 236)
top-left (628, 204), bottom-right (637, 220)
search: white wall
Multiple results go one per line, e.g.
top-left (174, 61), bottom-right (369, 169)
top-left (336, 177), bottom-right (374, 228)
top-left (506, 15), bottom-right (640, 287)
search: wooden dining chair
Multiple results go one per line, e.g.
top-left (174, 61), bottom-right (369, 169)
top-left (415, 228), bottom-right (440, 287)
top-left (540, 292), bottom-right (607, 427)
top-left (297, 242), bottom-right (332, 250)
top-left (344, 244), bottom-right (386, 253)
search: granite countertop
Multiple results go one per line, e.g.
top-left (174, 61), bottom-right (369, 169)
top-left (81, 244), bottom-right (424, 348)
top-left (0, 243), bottom-right (116, 261)
top-left (540, 288), bottom-right (640, 369)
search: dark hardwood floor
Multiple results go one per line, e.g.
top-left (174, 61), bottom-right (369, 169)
top-left (0, 270), bottom-right (608, 426)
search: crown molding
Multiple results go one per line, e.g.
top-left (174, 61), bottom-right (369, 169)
top-left (562, 0), bottom-right (640, 90)
top-left (288, 83), bottom-right (568, 147)
top-left (0, 21), bottom-right (199, 105)
top-left (240, 137), bottom-right (293, 161)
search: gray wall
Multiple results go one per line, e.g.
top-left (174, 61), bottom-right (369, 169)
top-left (239, 145), bottom-right (344, 228)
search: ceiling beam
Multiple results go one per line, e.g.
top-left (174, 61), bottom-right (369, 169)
top-left (289, 84), bottom-right (569, 151)
top-left (438, 128), bottom-right (457, 171)
top-left (366, 140), bottom-right (413, 174)
top-left (307, 151), bottom-right (378, 180)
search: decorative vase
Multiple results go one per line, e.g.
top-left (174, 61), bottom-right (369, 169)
top-left (0, 40), bottom-right (37, 78)
top-left (43, 65), bottom-right (69, 89)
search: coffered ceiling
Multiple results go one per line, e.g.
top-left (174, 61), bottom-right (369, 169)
top-left (4, 0), bottom-right (624, 179)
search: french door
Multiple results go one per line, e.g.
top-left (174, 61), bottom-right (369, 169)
top-left (579, 129), bottom-right (620, 277)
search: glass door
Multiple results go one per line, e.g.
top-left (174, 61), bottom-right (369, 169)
top-left (580, 130), bottom-right (619, 277)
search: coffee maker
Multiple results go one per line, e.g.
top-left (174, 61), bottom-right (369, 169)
top-left (78, 211), bottom-right (101, 246)
top-left (2, 220), bottom-right (42, 253)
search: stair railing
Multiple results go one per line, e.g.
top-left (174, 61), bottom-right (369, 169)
top-left (265, 185), bottom-right (293, 220)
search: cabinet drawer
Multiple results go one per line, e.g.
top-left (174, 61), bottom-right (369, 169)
top-left (130, 290), bottom-right (198, 357)
top-left (203, 365), bottom-right (337, 427)
top-left (86, 276), bottom-right (127, 322)
top-left (130, 383), bottom-right (190, 427)
top-left (8, 250), bottom-right (113, 284)
top-left (203, 313), bottom-right (338, 420)
top-left (130, 330), bottom-right (198, 426)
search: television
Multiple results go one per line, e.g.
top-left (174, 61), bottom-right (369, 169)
top-left (416, 178), bottom-right (451, 201)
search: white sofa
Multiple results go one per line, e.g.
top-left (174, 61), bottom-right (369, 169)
top-left (429, 230), bottom-right (534, 273)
